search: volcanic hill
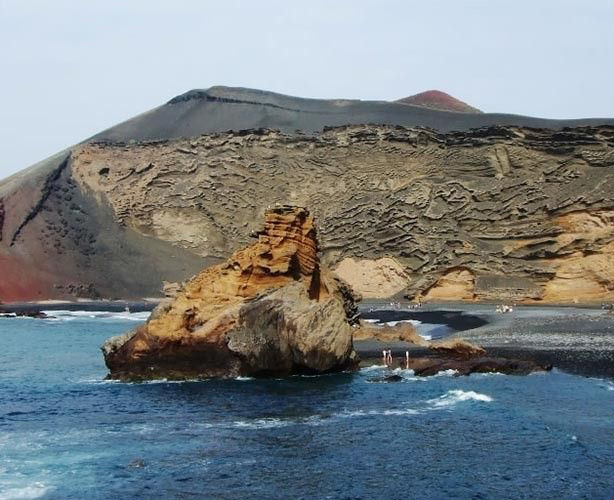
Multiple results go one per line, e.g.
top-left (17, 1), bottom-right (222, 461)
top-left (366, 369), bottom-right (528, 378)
top-left (1, 86), bottom-right (614, 303)
top-left (396, 90), bottom-right (482, 113)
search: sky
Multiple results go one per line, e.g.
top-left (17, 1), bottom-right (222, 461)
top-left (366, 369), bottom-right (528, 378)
top-left (1, 0), bottom-right (614, 179)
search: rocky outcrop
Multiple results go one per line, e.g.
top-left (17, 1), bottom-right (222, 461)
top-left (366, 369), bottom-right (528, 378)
top-left (3, 122), bottom-right (614, 303)
top-left (102, 206), bottom-right (359, 380)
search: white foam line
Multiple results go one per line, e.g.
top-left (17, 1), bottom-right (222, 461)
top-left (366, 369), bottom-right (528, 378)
top-left (0, 482), bottom-right (52, 500)
top-left (41, 310), bottom-right (150, 322)
top-left (427, 389), bottom-right (493, 408)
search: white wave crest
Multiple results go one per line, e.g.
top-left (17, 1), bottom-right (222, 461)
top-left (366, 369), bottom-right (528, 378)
top-left (429, 369), bottom-right (459, 378)
top-left (383, 320), bottom-right (422, 327)
top-left (41, 310), bottom-right (150, 322)
top-left (360, 365), bottom-right (387, 373)
top-left (231, 418), bottom-right (288, 429)
top-left (427, 389), bottom-right (493, 408)
top-left (362, 319), bottom-right (422, 327)
top-left (77, 377), bottom-right (206, 385)
top-left (0, 482), bottom-right (52, 500)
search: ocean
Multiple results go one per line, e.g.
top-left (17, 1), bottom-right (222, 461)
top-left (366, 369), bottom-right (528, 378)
top-left (1, 313), bottom-right (614, 499)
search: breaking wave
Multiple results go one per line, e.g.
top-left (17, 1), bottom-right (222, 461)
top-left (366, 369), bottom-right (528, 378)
top-left (0, 482), bottom-right (52, 500)
top-left (427, 389), bottom-right (493, 408)
top-left (41, 310), bottom-right (150, 322)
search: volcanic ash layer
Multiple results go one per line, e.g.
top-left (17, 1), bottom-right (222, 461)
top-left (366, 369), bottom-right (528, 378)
top-left (101, 206), bottom-right (360, 380)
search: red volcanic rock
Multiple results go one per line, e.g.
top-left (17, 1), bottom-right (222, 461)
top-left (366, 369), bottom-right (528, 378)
top-left (396, 90), bottom-right (482, 113)
top-left (0, 199), bottom-right (4, 242)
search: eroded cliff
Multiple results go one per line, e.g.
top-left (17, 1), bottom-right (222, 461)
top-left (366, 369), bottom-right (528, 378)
top-left (68, 125), bottom-right (614, 302)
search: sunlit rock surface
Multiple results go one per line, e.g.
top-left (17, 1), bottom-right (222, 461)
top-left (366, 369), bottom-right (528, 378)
top-left (102, 206), bottom-right (359, 380)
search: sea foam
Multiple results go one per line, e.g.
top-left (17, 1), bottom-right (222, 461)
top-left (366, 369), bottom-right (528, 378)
top-left (427, 389), bottom-right (493, 408)
top-left (0, 482), bottom-right (52, 500)
top-left (41, 310), bottom-right (150, 322)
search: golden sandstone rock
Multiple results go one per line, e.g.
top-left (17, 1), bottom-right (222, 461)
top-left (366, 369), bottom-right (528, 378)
top-left (102, 206), bottom-right (359, 380)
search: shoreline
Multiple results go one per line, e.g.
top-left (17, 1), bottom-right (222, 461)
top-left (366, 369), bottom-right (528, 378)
top-left (356, 303), bottom-right (614, 379)
top-left (0, 299), bottom-right (160, 314)
top-left (2, 299), bottom-right (613, 378)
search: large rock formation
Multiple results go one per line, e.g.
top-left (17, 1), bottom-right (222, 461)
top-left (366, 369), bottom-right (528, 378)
top-left (102, 206), bottom-right (359, 380)
top-left (2, 86), bottom-right (614, 303)
top-left (70, 125), bottom-right (614, 303)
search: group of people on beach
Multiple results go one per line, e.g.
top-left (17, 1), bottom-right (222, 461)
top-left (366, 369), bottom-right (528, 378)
top-left (387, 299), bottom-right (422, 310)
top-left (382, 349), bottom-right (411, 369)
top-left (495, 304), bottom-right (514, 313)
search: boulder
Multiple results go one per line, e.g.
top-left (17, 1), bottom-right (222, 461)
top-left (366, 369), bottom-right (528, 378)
top-left (102, 206), bottom-right (359, 380)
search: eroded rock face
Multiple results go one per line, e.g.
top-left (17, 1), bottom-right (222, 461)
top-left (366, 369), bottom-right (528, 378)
top-left (72, 125), bottom-right (614, 303)
top-left (102, 206), bottom-right (359, 380)
top-left (3, 124), bottom-right (614, 302)
top-left (334, 257), bottom-right (409, 298)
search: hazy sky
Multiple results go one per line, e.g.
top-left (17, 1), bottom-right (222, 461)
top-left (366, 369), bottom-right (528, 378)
top-left (1, 0), bottom-right (613, 179)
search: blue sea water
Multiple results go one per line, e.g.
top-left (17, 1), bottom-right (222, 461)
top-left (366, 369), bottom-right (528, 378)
top-left (1, 313), bottom-right (614, 499)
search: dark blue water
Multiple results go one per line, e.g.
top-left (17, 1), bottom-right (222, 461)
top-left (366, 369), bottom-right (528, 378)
top-left (2, 313), bottom-right (614, 499)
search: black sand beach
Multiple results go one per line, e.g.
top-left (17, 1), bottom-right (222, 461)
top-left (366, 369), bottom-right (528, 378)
top-left (357, 301), bottom-right (614, 379)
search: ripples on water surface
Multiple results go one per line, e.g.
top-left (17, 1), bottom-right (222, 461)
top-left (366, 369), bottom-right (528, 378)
top-left (1, 313), bottom-right (614, 499)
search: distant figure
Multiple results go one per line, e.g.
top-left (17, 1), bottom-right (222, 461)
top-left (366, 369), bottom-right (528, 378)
top-left (405, 351), bottom-right (410, 370)
top-left (496, 304), bottom-right (513, 314)
top-left (387, 350), bottom-right (393, 366)
top-left (382, 350), bottom-right (387, 365)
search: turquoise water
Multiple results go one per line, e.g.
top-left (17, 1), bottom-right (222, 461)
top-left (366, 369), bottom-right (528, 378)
top-left (1, 313), bottom-right (614, 499)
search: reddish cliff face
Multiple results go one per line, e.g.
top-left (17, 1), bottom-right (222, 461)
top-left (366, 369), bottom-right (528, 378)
top-left (0, 199), bottom-right (4, 242)
top-left (102, 206), bottom-right (359, 380)
top-left (396, 90), bottom-right (482, 113)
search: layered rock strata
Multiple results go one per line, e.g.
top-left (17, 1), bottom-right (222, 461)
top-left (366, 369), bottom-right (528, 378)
top-left (3, 124), bottom-right (614, 302)
top-left (102, 206), bottom-right (359, 380)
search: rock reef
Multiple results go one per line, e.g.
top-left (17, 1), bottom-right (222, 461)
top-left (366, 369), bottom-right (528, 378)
top-left (102, 206), bottom-right (359, 380)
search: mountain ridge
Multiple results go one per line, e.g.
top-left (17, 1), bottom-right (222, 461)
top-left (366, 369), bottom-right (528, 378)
top-left (2, 86), bottom-right (614, 303)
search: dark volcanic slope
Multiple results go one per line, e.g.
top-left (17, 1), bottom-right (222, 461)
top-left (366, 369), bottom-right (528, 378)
top-left (92, 86), bottom-right (614, 142)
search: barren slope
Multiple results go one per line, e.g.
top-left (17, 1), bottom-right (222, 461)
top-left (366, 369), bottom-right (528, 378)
top-left (3, 123), bottom-right (614, 302)
top-left (2, 86), bottom-right (614, 302)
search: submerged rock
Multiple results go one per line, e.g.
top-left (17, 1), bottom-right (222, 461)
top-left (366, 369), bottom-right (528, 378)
top-left (102, 206), bottom-right (359, 380)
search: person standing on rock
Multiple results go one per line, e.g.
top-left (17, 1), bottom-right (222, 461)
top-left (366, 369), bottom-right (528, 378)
top-left (387, 350), bottom-right (393, 366)
top-left (382, 350), bottom-right (387, 366)
top-left (405, 351), bottom-right (410, 370)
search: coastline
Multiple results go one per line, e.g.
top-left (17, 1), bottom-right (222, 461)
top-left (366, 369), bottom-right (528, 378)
top-left (357, 301), bottom-right (614, 379)
top-left (0, 299), bottom-right (161, 314)
top-left (2, 298), bottom-right (613, 378)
